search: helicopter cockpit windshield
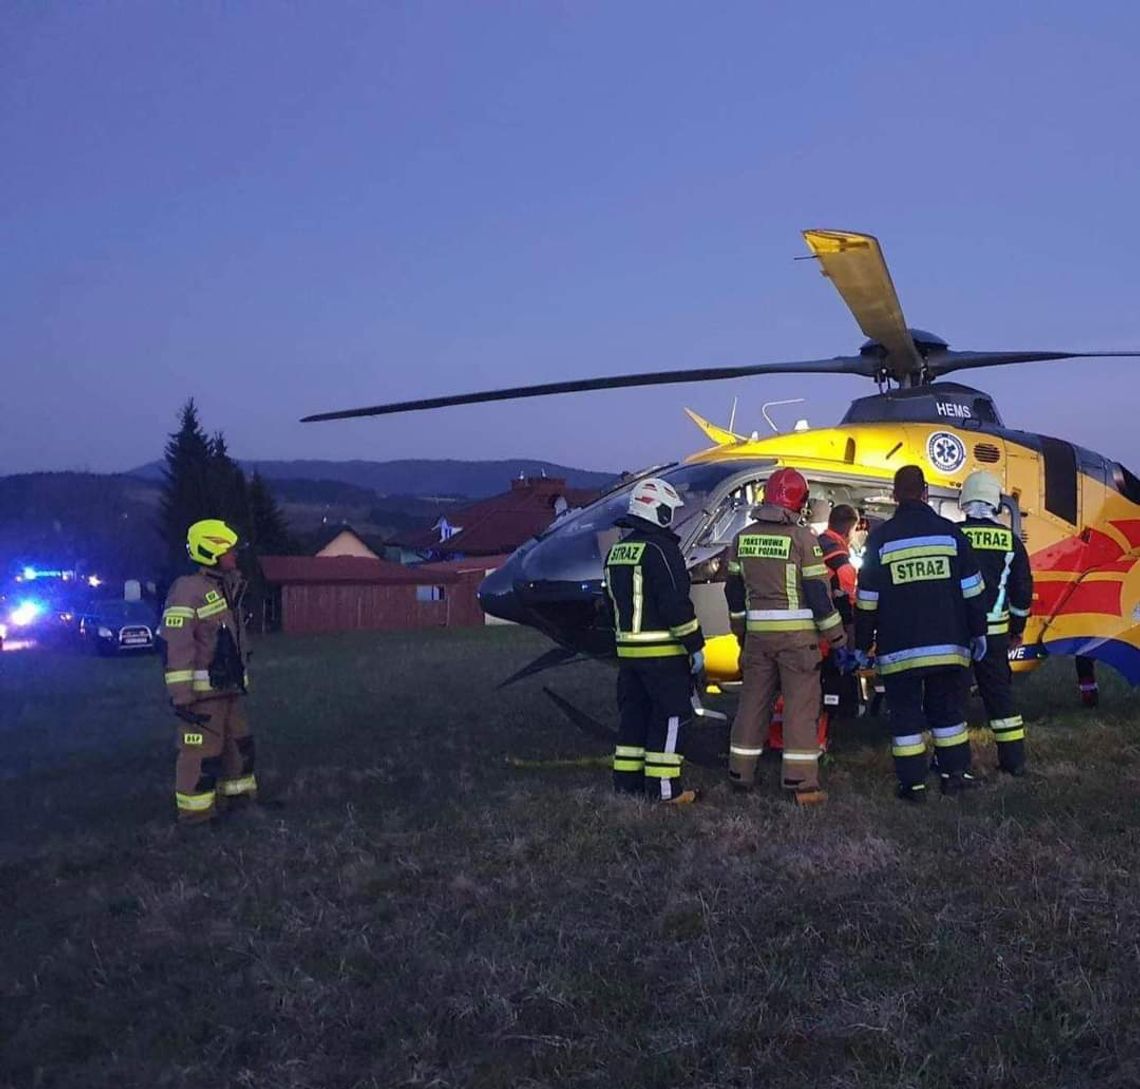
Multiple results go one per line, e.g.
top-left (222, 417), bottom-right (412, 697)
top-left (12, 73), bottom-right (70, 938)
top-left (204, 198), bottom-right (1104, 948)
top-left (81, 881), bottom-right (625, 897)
top-left (514, 461), bottom-right (763, 586)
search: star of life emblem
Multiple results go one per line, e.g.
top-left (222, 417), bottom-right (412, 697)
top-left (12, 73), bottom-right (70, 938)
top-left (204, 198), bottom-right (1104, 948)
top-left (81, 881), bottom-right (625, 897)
top-left (926, 431), bottom-right (967, 474)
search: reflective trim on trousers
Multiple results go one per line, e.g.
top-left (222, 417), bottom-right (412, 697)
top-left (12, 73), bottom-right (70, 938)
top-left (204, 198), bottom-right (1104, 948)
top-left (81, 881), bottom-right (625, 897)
top-left (990, 716), bottom-right (1025, 739)
top-left (783, 750), bottom-right (820, 763)
top-left (931, 723), bottom-right (969, 748)
top-left (176, 790), bottom-right (215, 812)
top-left (219, 774), bottom-right (257, 797)
top-left (892, 734), bottom-right (928, 758)
top-left (613, 744), bottom-right (646, 773)
top-left (730, 745), bottom-right (764, 757)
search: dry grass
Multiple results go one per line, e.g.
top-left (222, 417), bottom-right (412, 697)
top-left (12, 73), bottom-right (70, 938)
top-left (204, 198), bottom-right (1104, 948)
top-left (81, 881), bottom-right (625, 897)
top-left (2, 627), bottom-right (1140, 1088)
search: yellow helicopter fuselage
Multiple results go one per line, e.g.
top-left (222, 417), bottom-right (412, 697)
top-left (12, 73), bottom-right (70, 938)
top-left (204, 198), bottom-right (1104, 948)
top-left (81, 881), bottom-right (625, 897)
top-left (682, 411), bottom-right (1140, 685)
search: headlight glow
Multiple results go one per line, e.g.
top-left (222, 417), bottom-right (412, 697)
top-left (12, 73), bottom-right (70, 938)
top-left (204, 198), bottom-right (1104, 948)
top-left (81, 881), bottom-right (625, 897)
top-left (97, 626), bottom-right (114, 639)
top-left (10, 601), bottom-right (42, 627)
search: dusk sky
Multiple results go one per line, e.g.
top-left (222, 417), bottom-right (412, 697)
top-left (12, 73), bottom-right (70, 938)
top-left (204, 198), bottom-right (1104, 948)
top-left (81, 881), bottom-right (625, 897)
top-left (3, 2), bottom-right (1139, 476)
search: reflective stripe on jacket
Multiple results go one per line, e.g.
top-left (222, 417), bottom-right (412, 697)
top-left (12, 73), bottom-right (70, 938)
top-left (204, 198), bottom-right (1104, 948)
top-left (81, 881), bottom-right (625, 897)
top-left (961, 518), bottom-right (1033, 637)
top-left (724, 505), bottom-right (843, 642)
top-left (161, 570), bottom-right (249, 702)
top-left (604, 519), bottom-right (704, 660)
top-left (855, 499), bottom-right (987, 674)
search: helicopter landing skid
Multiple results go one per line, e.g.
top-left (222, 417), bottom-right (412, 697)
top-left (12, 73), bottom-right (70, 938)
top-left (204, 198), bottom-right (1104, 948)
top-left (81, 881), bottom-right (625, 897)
top-left (541, 686), bottom-right (728, 770)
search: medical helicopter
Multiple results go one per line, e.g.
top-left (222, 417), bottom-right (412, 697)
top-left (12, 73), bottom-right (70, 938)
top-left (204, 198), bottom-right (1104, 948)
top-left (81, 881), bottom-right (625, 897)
top-left (304, 229), bottom-right (1140, 689)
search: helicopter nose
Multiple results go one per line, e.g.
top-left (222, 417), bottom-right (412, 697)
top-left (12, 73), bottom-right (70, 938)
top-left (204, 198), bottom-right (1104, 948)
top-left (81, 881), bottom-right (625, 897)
top-left (477, 561), bottom-right (530, 624)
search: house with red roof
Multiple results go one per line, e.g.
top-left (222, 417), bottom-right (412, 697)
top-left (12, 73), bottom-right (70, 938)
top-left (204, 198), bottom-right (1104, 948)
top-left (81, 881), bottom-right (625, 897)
top-left (395, 475), bottom-right (600, 561)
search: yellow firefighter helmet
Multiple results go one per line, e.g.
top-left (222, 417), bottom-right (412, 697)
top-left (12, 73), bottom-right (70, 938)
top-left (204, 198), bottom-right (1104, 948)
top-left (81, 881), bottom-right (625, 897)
top-left (187, 519), bottom-right (239, 566)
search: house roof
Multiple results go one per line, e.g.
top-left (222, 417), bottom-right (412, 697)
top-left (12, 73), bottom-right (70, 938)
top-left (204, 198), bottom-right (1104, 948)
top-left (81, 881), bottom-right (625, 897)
top-left (416, 554), bottom-right (512, 575)
top-left (259, 555), bottom-right (455, 586)
top-left (310, 524), bottom-right (387, 558)
top-left (396, 477), bottom-right (600, 556)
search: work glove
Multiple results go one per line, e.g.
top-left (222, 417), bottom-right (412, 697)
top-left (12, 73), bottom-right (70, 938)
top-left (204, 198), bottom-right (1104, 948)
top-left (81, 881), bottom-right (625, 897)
top-left (830, 646), bottom-right (854, 674)
top-left (971, 635), bottom-right (988, 662)
top-left (172, 702), bottom-right (211, 727)
top-left (690, 650), bottom-right (705, 676)
top-left (851, 648), bottom-right (872, 672)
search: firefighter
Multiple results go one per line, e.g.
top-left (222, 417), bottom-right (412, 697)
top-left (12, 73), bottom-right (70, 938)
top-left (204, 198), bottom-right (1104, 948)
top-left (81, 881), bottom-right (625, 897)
top-left (819, 503), bottom-right (859, 637)
top-left (767, 501), bottom-right (861, 752)
top-left (161, 519), bottom-right (256, 823)
top-left (604, 478), bottom-right (704, 804)
top-left (1076, 656), bottom-right (1099, 708)
top-left (725, 468), bottom-right (846, 805)
top-left (855, 465), bottom-right (988, 802)
top-left (958, 470), bottom-right (1033, 775)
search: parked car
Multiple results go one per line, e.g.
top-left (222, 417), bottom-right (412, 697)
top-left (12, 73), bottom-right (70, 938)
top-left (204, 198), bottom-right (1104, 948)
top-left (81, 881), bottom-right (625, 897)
top-left (77, 600), bottom-right (159, 656)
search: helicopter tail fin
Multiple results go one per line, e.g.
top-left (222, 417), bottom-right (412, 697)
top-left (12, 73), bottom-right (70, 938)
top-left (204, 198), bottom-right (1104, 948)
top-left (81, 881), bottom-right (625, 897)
top-left (684, 408), bottom-right (743, 446)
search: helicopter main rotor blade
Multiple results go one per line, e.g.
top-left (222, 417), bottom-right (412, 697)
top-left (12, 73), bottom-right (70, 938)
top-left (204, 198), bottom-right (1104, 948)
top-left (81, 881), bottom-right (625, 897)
top-left (301, 355), bottom-right (874, 422)
top-left (802, 228), bottom-right (923, 383)
top-left (927, 349), bottom-right (1140, 378)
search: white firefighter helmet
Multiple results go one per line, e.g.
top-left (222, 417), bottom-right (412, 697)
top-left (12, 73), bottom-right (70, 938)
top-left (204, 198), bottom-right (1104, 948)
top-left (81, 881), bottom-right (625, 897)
top-left (627, 477), bottom-right (684, 527)
top-left (959, 470), bottom-right (1002, 513)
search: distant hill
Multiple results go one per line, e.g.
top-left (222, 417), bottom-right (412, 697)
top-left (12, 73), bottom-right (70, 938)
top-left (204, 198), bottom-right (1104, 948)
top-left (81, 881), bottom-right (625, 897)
top-left (129, 458), bottom-right (617, 498)
top-left (0, 472), bottom-right (164, 579)
top-left (1, 459), bottom-right (616, 579)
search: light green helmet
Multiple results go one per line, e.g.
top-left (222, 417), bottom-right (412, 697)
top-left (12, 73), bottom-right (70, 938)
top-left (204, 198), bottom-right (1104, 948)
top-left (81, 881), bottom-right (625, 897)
top-left (959, 470), bottom-right (1001, 512)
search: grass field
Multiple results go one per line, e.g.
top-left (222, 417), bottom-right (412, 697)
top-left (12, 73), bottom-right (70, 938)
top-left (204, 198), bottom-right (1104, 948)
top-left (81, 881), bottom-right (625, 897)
top-left (2, 628), bottom-right (1140, 1088)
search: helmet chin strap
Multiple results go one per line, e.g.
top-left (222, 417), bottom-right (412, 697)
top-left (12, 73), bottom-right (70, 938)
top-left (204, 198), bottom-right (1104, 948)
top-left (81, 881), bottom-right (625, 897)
top-left (962, 500), bottom-right (996, 519)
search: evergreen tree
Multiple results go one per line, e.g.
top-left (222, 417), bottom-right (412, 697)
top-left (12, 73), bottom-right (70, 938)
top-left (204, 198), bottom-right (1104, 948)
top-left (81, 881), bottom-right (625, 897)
top-left (208, 431), bottom-right (249, 532)
top-left (247, 471), bottom-right (293, 555)
top-left (159, 400), bottom-right (213, 573)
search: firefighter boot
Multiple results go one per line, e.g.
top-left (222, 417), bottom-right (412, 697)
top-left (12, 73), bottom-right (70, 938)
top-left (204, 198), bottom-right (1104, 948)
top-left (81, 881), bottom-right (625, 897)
top-left (793, 787), bottom-right (828, 807)
top-left (940, 771), bottom-right (983, 796)
top-left (663, 789), bottom-right (702, 805)
top-left (896, 783), bottom-right (927, 805)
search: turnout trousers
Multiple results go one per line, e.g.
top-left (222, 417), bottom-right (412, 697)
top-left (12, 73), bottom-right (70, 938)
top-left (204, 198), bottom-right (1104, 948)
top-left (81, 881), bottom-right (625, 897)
top-left (175, 695), bottom-right (258, 822)
top-left (730, 634), bottom-right (822, 792)
top-left (970, 634), bottom-right (1026, 773)
top-left (613, 660), bottom-right (693, 801)
top-left (883, 668), bottom-right (971, 792)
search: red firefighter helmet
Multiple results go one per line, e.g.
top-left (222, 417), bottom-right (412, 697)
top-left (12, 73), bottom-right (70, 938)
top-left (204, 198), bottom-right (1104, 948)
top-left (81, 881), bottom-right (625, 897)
top-left (764, 468), bottom-right (810, 514)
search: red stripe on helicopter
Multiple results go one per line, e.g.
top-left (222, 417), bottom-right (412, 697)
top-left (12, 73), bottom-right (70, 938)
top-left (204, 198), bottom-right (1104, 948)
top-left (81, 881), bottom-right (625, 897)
top-left (1109, 519), bottom-right (1140, 548)
top-left (1033, 579), bottom-right (1124, 617)
top-left (1030, 527), bottom-right (1135, 575)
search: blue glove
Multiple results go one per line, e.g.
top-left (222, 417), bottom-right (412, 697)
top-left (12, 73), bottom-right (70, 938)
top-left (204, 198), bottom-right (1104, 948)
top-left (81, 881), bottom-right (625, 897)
top-left (852, 648), bottom-right (872, 672)
top-left (690, 650), bottom-right (705, 676)
top-left (971, 635), bottom-right (988, 662)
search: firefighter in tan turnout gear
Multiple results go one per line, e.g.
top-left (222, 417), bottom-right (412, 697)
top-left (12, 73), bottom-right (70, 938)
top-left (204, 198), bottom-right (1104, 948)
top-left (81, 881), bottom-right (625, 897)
top-left (725, 468), bottom-right (846, 805)
top-left (161, 519), bottom-right (256, 823)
